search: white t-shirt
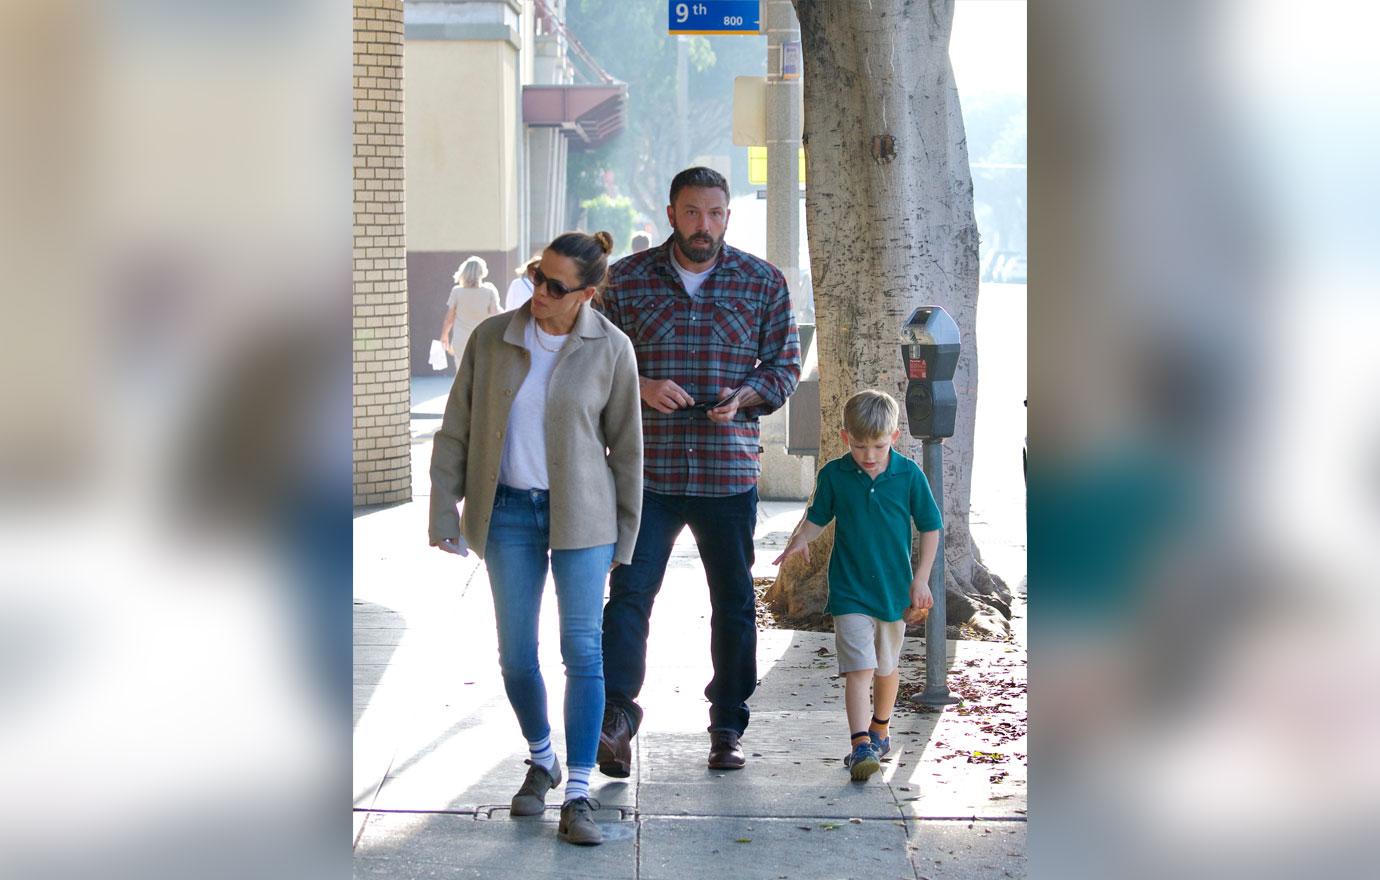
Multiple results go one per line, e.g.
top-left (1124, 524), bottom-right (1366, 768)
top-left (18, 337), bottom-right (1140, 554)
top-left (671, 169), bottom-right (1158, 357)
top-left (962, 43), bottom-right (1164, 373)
top-left (506, 276), bottom-right (534, 311)
top-left (497, 319), bottom-right (567, 490)
top-left (672, 259), bottom-right (714, 297)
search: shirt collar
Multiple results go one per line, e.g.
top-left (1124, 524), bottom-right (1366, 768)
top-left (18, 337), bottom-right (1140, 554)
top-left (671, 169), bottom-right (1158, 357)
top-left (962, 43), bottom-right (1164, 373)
top-left (842, 448), bottom-right (900, 480)
top-left (503, 300), bottom-right (605, 347)
top-left (653, 238), bottom-right (747, 285)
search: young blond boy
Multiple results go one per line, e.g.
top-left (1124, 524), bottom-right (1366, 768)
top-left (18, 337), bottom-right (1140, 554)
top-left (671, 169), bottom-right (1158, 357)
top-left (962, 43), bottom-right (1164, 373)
top-left (773, 390), bottom-right (942, 781)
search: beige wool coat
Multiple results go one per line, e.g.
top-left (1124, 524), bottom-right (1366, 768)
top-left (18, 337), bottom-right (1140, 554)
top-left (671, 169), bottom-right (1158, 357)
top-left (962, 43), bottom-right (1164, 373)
top-left (429, 301), bottom-right (643, 564)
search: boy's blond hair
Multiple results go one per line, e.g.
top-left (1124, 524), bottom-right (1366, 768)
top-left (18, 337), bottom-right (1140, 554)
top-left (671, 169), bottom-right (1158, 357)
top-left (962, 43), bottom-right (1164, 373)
top-left (842, 390), bottom-right (900, 439)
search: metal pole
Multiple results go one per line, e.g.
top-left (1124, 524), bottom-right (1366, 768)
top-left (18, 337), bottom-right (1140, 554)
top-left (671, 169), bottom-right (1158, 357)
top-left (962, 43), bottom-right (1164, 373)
top-left (765, 0), bottom-right (802, 311)
top-left (675, 35), bottom-right (689, 173)
top-left (917, 437), bottom-right (959, 706)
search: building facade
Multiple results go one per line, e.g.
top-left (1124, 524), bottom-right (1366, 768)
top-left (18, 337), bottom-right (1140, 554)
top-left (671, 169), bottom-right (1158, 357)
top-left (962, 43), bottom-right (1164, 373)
top-left (404, 0), bottom-right (624, 375)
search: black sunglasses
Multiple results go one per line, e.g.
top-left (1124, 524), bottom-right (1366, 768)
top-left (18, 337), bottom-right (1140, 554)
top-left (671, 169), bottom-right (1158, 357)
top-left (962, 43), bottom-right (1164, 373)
top-left (533, 268), bottom-right (577, 300)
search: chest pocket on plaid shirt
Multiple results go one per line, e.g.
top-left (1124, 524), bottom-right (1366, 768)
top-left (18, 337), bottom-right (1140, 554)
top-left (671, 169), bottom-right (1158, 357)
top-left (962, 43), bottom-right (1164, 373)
top-left (624, 295), bottom-right (676, 344)
top-left (710, 297), bottom-right (760, 349)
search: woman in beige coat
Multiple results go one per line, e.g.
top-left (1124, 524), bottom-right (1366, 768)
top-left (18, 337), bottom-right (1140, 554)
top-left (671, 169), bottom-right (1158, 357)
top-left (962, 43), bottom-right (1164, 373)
top-left (429, 230), bottom-right (641, 846)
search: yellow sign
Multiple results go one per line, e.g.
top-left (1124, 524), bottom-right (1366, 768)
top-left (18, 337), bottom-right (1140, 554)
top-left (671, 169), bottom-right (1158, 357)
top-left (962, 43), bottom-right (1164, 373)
top-left (747, 146), bottom-right (807, 186)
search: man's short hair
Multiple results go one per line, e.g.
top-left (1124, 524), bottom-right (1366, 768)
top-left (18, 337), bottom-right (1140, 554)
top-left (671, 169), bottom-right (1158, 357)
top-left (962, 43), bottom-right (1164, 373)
top-left (843, 390), bottom-right (900, 439)
top-left (669, 166), bottom-right (730, 206)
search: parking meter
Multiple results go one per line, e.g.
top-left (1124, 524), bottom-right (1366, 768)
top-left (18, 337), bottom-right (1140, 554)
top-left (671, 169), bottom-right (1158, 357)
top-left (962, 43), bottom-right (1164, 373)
top-left (900, 305), bottom-right (962, 706)
top-left (899, 306), bottom-right (960, 438)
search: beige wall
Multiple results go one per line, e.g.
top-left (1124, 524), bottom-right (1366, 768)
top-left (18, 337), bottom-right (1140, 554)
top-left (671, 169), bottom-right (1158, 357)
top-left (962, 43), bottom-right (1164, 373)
top-left (404, 40), bottom-right (518, 253)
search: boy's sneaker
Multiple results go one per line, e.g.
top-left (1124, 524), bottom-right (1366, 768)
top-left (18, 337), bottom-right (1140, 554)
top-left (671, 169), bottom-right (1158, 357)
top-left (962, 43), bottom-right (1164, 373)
top-left (511, 757), bottom-right (562, 816)
top-left (841, 732), bottom-right (891, 763)
top-left (870, 731), bottom-right (891, 758)
top-left (558, 797), bottom-right (603, 846)
top-left (844, 742), bottom-right (881, 781)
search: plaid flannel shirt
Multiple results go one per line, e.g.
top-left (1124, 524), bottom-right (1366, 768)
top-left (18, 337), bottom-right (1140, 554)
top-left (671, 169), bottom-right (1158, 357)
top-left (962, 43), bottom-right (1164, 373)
top-left (601, 238), bottom-right (801, 497)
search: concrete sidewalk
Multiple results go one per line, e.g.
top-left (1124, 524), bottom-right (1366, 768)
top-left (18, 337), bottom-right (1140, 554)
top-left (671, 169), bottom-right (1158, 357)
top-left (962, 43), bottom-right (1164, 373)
top-left (353, 375), bottom-right (1025, 878)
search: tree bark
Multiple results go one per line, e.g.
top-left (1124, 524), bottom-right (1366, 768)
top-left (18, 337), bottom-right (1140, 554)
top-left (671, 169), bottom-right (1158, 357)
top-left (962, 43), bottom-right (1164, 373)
top-left (765, 0), bottom-right (1010, 637)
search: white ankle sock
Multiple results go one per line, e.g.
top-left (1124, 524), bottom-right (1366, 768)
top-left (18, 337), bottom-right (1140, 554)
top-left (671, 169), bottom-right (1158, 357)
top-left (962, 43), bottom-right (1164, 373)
top-left (528, 736), bottom-right (556, 772)
top-left (564, 765), bottom-right (593, 803)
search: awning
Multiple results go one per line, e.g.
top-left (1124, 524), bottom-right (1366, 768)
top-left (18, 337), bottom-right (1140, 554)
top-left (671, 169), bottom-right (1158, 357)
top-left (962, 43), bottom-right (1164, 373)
top-left (521, 83), bottom-right (627, 149)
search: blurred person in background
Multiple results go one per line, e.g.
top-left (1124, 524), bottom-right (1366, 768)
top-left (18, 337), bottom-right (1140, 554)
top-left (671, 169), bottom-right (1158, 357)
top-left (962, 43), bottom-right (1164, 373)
top-left (428, 230), bottom-right (643, 846)
top-left (628, 231), bottom-right (651, 254)
top-left (505, 256), bottom-right (540, 311)
top-left (440, 256), bottom-right (501, 369)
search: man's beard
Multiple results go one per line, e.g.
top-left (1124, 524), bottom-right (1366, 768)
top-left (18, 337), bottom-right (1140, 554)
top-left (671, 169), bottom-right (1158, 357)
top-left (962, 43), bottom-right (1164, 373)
top-left (672, 226), bottom-right (723, 264)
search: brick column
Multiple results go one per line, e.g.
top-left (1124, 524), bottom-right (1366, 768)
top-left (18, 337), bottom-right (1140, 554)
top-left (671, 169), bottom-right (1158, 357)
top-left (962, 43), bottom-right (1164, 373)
top-left (353, 0), bottom-right (410, 506)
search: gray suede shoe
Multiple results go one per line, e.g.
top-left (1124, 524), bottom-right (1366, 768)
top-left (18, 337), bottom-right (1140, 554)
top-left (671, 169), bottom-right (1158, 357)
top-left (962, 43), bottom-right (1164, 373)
top-left (558, 797), bottom-right (603, 846)
top-left (510, 757), bottom-right (562, 816)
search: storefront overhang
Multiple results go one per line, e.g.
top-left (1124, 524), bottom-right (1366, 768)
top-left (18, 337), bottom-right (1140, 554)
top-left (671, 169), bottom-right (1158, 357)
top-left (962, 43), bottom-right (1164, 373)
top-left (521, 83), bottom-right (627, 149)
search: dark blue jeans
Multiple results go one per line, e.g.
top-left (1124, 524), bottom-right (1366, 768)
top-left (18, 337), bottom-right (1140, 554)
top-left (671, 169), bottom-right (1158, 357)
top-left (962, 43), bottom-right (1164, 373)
top-left (602, 488), bottom-right (758, 736)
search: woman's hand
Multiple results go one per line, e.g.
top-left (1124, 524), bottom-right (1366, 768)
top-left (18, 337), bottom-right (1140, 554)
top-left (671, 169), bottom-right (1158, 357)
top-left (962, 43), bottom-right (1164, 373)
top-left (437, 535), bottom-right (470, 557)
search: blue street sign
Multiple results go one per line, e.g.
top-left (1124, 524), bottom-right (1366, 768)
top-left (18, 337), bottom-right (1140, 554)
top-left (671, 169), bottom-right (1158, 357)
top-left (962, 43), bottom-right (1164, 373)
top-left (669, 1), bottom-right (762, 35)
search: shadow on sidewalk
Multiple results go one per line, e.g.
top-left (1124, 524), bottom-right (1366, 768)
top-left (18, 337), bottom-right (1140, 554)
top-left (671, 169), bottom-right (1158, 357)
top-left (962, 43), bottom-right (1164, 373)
top-left (353, 626), bottom-right (968, 878)
top-left (352, 600), bottom-right (404, 728)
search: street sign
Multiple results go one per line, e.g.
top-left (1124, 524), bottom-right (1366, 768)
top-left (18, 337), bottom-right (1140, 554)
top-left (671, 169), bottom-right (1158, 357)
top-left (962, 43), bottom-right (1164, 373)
top-left (731, 76), bottom-right (803, 146)
top-left (781, 40), bottom-right (801, 79)
top-left (747, 145), bottom-right (806, 185)
top-left (669, 1), bottom-right (763, 35)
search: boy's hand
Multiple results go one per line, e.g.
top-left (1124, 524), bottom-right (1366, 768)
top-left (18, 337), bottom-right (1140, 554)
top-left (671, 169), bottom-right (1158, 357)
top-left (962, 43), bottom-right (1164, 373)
top-left (904, 581), bottom-right (934, 624)
top-left (772, 537), bottom-right (810, 566)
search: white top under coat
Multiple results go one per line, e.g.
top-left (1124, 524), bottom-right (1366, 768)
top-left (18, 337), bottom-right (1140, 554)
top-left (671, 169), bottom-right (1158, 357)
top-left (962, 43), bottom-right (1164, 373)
top-left (497, 318), bottom-right (567, 490)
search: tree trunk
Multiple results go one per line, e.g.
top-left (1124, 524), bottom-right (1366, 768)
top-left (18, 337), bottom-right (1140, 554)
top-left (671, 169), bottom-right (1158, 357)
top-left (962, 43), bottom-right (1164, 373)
top-left (765, 0), bottom-right (1011, 638)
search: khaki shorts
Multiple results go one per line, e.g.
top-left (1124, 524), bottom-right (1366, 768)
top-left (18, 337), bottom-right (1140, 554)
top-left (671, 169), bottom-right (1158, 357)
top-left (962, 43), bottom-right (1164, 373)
top-left (833, 614), bottom-right (907, 676)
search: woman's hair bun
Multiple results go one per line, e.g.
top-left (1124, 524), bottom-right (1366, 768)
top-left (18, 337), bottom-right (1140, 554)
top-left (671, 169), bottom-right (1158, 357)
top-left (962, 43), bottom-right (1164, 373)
top-left (592, 230), bottom-right (614, 254)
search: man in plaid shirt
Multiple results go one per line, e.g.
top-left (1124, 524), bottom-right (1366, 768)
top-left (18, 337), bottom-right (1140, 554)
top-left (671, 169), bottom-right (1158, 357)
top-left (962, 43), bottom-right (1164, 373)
top-left (597, 167), bottom-right (801, 775)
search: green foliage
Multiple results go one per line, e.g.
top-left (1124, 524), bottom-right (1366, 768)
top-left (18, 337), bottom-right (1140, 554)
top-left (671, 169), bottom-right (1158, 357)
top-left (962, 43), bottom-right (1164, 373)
top-left (686, 36), bottom-right (716, 71)
top-left (566, 151), bottom-right (609, 228)
top-left (579, 194), bottom-right (637, 254)
top-left (566, 1), bottom-right (766, 233)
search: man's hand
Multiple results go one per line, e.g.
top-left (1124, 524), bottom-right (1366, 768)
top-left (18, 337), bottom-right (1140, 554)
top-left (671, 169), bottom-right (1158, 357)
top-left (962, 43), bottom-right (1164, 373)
top-left (706, 386), bottom-right (763, 424)
top-left (640, 377), bottom-right (694, 414)
top-left (437, 535), bottom-right (470, 557)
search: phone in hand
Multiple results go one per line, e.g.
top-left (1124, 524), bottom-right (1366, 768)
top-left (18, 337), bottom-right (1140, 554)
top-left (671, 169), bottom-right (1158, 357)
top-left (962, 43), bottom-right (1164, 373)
top-left (684, 390), bottom-right (739, 415)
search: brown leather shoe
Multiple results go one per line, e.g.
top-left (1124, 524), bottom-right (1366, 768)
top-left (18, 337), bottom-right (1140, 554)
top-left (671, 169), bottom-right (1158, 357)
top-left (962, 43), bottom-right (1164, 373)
top-left (707, 730), bottom-right (745, 770)
top-left (597, 708), bottom-right (633, 778)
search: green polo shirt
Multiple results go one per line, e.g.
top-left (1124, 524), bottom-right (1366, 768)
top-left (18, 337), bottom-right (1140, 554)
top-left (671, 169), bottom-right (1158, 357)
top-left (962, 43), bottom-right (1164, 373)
top-left (806, 450), bottom-right (944, 621)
